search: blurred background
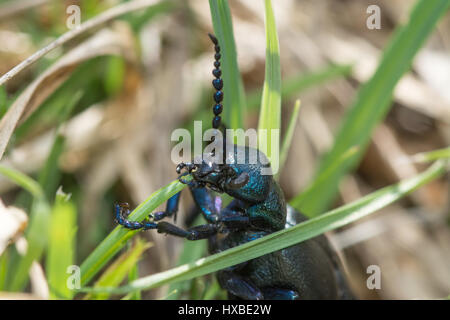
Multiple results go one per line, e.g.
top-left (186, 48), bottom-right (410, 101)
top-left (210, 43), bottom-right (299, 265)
top-left (0, 0), bottom-right (449, 299)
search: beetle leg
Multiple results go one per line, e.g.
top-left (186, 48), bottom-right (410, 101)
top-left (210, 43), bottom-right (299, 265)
top-left (150, 191), bottom-right (181, 222)
top-left (189, 186), bottom-right (221, 223)
top-left (217, 271), bottom-right (264, 300)
top-left (215, 199), bottom-right (252, 230)
top-left (262, 288), bottom-right (300, 300)
top-left (156, 221), bottom-right (218, 240)
top-left (115, 191), bottom-right (181, 231)
top-left (219, 207), bottom-right (250, 230)
top-left (114, 203), bottom-right (157, 230)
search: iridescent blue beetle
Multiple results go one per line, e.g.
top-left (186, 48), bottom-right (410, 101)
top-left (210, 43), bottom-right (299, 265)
top-left (115, 34), bottom-right (353, 299)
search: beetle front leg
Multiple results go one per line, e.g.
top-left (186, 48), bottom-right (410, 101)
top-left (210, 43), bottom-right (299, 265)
top-left (177, 170), bottom-right (222, 223)
top-left (190, 186), bottom-right (221, 223)
top-left (151, 191), bottom-right (181, 222)
top-left (115, 203), bottom-right (157, 230)
top-left (115, 191), bottom-right (181, 231)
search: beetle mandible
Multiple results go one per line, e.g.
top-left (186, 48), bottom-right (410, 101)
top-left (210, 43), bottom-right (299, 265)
top-left (115, 34), bottom-right (354, 300)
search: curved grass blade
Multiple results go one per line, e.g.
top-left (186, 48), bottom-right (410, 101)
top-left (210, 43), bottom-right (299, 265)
top-left (0, 165), bottom-right (44, 199)
top-left (167, 216), bottom-right (207, 299)
top-left (0, 166), bottom-right (50, 291)
top-left (209, 0), bottom-right (246, 129)
top-left (77, 160), bottom-right (446, 295)
top-left (294, 0), bottom-right (450, 216)
top-left (6, 197), bottom-right (51, 291)
top-left (79, 178), bottom-right (189, 286)
top-left (125, 263), bottom-right (141, 300)
top-left (257, 0), bottom-right (281, 174)
top-left (291, 146), bottom-right (359, 212)
top-left (0, 0), bottom-right (161, 87)
top-left (2, 92), bottom-right (78, 291)
top-left (277, 99), bottom-right (301, 178)
top-left (39, 91), bottom-right (82, 202)
top-left (84, 238), bottom-right (151, 300)
top-left (411, 146), bottom-right (450, 163)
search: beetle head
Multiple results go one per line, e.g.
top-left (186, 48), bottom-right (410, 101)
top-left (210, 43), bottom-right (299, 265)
top-left (176, 153), bottom-right (249, 193)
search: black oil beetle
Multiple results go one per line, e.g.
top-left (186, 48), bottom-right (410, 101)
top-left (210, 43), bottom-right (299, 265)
top-left (115, 34), bottom-right (353, 299)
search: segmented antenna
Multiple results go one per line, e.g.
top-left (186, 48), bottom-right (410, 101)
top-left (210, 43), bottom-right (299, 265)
top-left (208, 33), bottom-right (223, 129)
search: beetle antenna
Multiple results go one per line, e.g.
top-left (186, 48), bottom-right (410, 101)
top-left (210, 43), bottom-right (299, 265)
top-left (208, 33), bottom-right (228, 164)
top-left (209, 33), bottom-right (223, 130)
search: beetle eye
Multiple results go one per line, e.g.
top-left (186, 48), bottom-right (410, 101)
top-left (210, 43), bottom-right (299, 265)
top-left (190, 167), bottom-right (198, 173)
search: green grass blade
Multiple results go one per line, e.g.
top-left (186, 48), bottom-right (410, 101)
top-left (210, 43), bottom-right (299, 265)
top-left (104, 56), bottom-right (125, 96)
top-left (79, 178), bottom-right (189, 286)
top-left (0, 249), bottom-right (9, 290)
top-left (38, 134), bottom-right (65, 202)
top-left (202, 278), bottom-right (223, 300)
top-left (1, 101), bottom-right (76, 291)
top-left (40, 89), bottom-right (82, 201)
top-left (247, 64), bottom-right (352, 110)
top-left (78, 160), bottom-right (446, 295)
top-left (0, 166), bottom-right (44, 199)
top-left (15, 60), bottom-right (103, 141)
top-left (85, 239), bottom-right (150, 300)
top-left (0, 163), bottom-right (51, 292)
top-left (257, 0), bottom-right (281, 174)
top-left (294, 0), bottom-right (450, 216)
top-left (125, 263), bottom-right (141, 300)
top-left (167, 215), bottom-right (208, 300)
top-left (411, 146), bottom-right (450, 163)
top-left (291, 146), bottom-right (359, 212)
top-left (46, 189), bottom-right (77, 299)
top-left (209, 0), bottom-right (246, 129)
top-left (277, 99), bottom-right (301, 178)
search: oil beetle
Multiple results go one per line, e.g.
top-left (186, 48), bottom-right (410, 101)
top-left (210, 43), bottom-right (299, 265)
top-left (115, 34), bottom-right (353, 299)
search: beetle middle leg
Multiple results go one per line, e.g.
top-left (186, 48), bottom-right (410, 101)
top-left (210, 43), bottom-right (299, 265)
top-left (156, 221), bottom-right (219, 240)
top-left (189, 186), bottom-right (221, 223)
